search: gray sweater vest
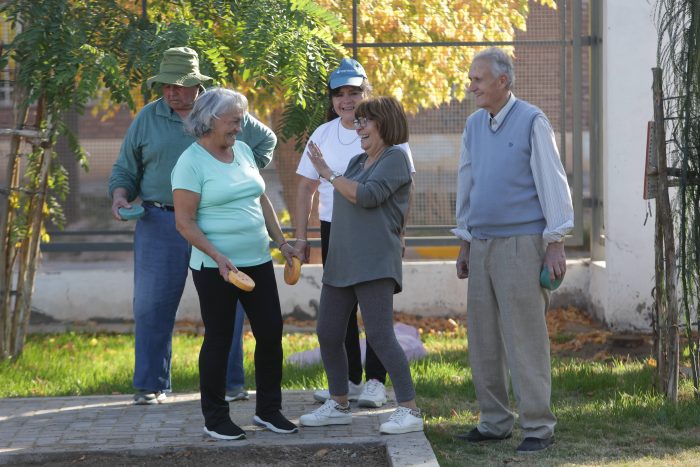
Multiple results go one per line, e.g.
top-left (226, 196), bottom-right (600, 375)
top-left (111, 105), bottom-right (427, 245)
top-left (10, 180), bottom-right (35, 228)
top-left (466, 100), bottom-right (546, 239)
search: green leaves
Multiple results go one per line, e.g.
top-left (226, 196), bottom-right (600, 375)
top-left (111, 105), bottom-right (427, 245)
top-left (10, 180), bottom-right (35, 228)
top-left (138, 0), bottom-right (343, 144)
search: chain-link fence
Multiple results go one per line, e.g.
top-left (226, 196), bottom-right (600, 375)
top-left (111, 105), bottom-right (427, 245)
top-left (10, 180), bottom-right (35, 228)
top-left (0, 0), bottom-right (593, 261)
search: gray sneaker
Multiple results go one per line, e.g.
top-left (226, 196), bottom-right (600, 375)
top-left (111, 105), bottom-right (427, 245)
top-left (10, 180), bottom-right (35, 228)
top-left (225, 388), bottom-right (249, 402)
top-left (133, 391), bottom-right (167, 405)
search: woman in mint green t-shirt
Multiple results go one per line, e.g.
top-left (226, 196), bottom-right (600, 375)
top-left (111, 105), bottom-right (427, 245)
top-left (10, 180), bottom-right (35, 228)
top-left (171, 88), bottom-right (300, 440)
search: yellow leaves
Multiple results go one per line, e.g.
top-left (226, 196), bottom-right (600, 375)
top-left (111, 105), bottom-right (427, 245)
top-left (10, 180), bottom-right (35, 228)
top-left (91, 87), bottom-right (144, 120)
top-left (8, 191), bottom-right (19, 210)
top-left (313, 0), bottom-right (551, 112)
top-left (537, 0), bottom-right (557, 9)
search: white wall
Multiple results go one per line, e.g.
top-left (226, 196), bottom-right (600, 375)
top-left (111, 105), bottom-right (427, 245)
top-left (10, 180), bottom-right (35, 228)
top-left (598, 0), bottom-right (657, 329)
top-left (30, 260), bottom-right (589, 330)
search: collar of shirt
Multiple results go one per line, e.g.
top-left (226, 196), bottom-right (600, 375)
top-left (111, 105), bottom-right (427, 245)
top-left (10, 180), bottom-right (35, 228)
top-left (489, 92), bottom-right (517, 130)
top-left (155, 98), bottom-right (185, 122)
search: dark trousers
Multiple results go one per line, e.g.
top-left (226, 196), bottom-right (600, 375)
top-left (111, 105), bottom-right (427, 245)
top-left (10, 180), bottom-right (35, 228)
top-left (191, 262), bottom-right (283, 429)
top-left (321, 221), bottom-right (387, 385)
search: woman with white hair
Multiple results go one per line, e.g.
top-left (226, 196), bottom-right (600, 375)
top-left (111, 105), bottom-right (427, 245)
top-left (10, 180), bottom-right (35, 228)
top-left (171, 87), bottom-right (299, 440)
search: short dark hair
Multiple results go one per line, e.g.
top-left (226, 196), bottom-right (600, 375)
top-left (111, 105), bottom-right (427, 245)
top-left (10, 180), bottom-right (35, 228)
top-left (354, 96), bottom-right (409, 146)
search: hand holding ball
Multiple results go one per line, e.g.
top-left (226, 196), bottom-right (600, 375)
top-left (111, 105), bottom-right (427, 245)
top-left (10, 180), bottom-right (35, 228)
top-left (284, 257), bottom-right (301, 285)
top-left (228, 269), bottom-right (255, 291)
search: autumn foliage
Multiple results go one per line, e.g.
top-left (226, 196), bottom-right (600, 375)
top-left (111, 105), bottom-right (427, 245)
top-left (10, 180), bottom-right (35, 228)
top-left (316, 0), bottom-right (556, 112)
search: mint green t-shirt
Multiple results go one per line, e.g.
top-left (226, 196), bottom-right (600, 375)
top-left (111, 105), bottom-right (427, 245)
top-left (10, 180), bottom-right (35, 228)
top-left (171, 140), bottom-right (271, 269)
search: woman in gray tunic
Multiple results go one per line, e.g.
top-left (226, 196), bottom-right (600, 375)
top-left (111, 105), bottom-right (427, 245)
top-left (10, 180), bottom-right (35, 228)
top-left (298, 96), bottom-right (422, 435)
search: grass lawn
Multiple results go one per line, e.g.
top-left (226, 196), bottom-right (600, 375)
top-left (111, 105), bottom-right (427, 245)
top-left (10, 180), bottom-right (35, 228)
top-left (1, 321), bottom-right (700, 466)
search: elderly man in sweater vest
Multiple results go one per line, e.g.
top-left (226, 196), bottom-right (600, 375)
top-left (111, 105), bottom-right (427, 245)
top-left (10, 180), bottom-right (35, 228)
top-left (452, 47), bottom-right (574, 453)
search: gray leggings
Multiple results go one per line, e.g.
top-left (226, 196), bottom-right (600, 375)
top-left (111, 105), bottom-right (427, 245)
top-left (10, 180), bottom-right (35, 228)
top-left (317, 279), bottom-right (416, 403)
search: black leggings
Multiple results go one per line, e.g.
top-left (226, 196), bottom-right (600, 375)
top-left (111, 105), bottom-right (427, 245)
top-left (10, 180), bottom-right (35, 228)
top-left (321, 221), bottom-right (387, 384)
top-left (191, 261), bottom-right (283, 429)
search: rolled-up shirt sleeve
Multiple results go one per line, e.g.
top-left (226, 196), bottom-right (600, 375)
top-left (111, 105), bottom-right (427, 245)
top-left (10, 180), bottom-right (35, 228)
top-left (530, 115), bottom-right (574, 243)
top-left (451, 124), bottom-right (472, 242)
top-left (355, 148), bottom-right (412, 208)
top-left (239, 112), bottom-right (277, 169)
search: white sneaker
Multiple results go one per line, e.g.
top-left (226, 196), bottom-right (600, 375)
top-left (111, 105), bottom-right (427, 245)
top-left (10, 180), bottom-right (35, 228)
top-left (357, 379), bottom-right (387, 408)
top-left (313, 380), bottom-right (363, 403)
top-left (379, 406), bottom-right (424, 435)
top-left (299, 399), bottom-right (352, 427)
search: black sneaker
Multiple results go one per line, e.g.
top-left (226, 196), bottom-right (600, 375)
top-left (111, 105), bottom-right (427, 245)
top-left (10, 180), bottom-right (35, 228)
top-left (516, 436), bottom-right (554, 453)
top-left (253, 411), bottom-right (299, 434)
top-left (203, 420), bottom-right (246, 440)
top-left (454, 427), bottom-right (512, 442)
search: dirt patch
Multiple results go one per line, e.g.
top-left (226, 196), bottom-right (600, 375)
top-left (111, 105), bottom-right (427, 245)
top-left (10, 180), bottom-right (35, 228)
top-left (8, 445), bottom-right (388, 467)
top-left (175, 306), bottom-right (655, 363)
top-left (283, 306), bottom-right (654, 362)
top-left (546, 307), bottom-right (653, 361)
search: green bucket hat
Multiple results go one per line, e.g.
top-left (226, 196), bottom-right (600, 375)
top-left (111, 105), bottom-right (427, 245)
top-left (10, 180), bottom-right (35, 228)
top-left (146, 47), bottom-right (214, 89)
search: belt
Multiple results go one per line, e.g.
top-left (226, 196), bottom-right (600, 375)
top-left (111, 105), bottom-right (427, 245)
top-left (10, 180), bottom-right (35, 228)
top-left (144, 201), bottom-right (175, 211)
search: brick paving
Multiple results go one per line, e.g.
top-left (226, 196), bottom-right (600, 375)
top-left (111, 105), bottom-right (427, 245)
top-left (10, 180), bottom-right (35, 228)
top-left (0, 390), bottom-right (438, 466)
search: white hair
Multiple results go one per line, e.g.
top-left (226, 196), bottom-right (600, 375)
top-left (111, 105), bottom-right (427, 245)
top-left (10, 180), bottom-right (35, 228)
top-left (184, 87), bottom-right (248, 138)
top-left (474, 47), bottom-right (515, 89)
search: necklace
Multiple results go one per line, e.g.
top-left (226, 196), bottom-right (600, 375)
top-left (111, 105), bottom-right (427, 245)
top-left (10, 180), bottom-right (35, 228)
top-left (231, 147), bottom-right (240, 166)
top-left (337, 119), bottom-right (359, 146)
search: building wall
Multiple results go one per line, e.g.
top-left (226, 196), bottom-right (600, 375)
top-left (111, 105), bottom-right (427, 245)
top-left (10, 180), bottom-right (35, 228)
top-left (594, 0), bottom-right (656, 329)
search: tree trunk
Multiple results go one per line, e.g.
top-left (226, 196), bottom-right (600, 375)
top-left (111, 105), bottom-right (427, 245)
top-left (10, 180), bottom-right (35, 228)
top-left (0, 80), bottom-right (29, 359)
top-left (652, 67), bottom-right (679, 402)
top-left (14, 141), bottom-right (52, 356)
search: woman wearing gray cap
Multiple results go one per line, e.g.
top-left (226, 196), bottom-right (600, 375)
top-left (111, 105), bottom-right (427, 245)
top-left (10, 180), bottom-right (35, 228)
top-left (293, 59), bottom-right (415, 408)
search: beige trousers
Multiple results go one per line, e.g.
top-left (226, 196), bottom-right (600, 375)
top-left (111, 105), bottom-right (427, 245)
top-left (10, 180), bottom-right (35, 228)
top-left (466, 235), bottom-right (556, 439)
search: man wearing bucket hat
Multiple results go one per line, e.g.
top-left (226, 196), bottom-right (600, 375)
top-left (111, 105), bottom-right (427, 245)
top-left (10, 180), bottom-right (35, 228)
top-left (109, 46), bottom-right (276, 405)
top-left (294, 58), bottom-right (415, 411)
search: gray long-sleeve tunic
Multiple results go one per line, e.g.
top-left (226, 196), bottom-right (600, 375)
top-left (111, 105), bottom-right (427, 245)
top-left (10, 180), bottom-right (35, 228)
top-left (322, 146), bottom-right (413, 293)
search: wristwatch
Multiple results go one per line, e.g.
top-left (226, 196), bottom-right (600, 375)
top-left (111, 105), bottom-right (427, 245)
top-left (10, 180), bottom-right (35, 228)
top-left (328, 172), bottom-right (341, 184)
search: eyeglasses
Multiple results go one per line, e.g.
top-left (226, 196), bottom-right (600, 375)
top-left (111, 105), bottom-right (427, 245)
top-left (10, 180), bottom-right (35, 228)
top-left (352, 117), bottom-right (370, 129)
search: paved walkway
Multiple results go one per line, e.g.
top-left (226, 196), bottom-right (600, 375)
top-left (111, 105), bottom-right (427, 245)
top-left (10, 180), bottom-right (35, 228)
top-left (0, 390), bottom-right (438, 466)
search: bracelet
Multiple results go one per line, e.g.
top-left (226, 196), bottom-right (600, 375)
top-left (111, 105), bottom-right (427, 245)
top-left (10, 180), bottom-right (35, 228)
top-left (295, 238), bottom-right (308, 243)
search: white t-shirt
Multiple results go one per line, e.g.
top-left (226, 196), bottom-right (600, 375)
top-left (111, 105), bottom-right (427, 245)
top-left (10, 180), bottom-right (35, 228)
top-left (296, 117), bottom-right (415, 222)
